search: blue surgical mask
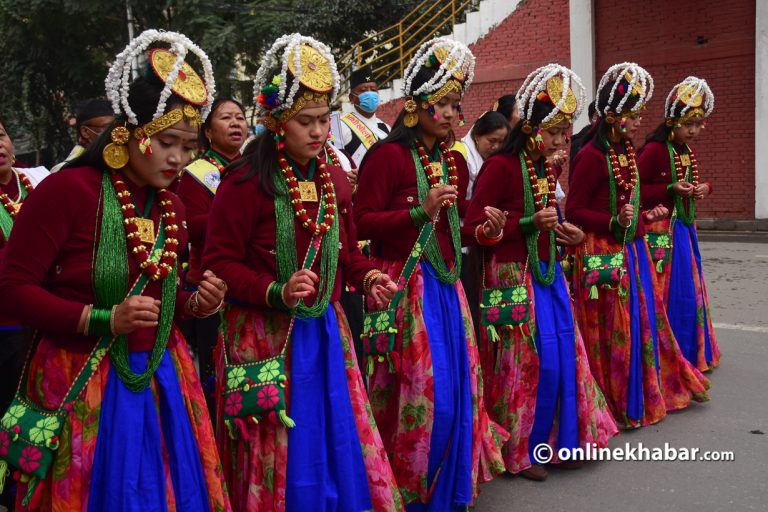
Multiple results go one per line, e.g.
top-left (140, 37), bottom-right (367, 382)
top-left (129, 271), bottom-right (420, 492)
top-left (357, 91), bottom-right (380, 114)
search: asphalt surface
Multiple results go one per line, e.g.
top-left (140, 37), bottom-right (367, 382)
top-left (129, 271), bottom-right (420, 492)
top-left (474, 236), bottom-right (768, 511)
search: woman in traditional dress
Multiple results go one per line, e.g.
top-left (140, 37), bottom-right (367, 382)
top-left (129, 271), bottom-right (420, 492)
top-left (0, 114), bottom-right (49, 509)
top-left (638, 77), bottom-right (719, 372)
top-left (354, 37), bottom-right (508, 510)
top-left (464, 64), bottom-right (619, 481)
top-left (203, 34), bottom-right (403, 511)
top-left (566, 63), bottom-right (710, 429)
top-left (177, 97), bottom-right (248, 407)
top-left (0, 30), bottom-right (230, 511)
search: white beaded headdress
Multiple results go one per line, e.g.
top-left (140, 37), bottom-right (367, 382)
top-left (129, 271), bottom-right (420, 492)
top-left (664, 76), bottom-right (714, 120)
top-left (253, 33), bottom-right (340, 120)
top-left (402, 37), bottom-right (475, 97)
top-left (595, 62), bottom-right (654, 116)
top-left (104, 29), bottom-right (215, 125)
top-left (515, 64), bottom-right (586, 127)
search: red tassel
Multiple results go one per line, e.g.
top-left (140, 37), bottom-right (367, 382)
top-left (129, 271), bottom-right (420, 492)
top-left (522, 322), bottom-right (532, 338)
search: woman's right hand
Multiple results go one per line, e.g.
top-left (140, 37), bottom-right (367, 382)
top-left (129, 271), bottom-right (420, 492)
top-left (422, 185), bottom-right (458, 218)
top-left (282, 269), bottom-right (319, 308)
top-left (617, 204), bottom-right (635, 227)
top-left (533, 207), bottom-right (558, 231)
top-left (112, 296), bottom-right (161, 335)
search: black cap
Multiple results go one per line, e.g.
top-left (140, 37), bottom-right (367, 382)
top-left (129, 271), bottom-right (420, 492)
top-left (75, 99), bottom-right (114, 127)
top-left (350, 66), bottom-right (376, 90)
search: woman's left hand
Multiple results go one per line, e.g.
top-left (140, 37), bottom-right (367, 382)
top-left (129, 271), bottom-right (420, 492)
top-left (554, 222), bottom-right (585, 246)
top-left (368, 273), bottom-right (398, 309)
top-left (347, 169), bottom-right (358, 188)
top-left (643, 204), bottom-right (669, 223)
top-left (197, 270), bottom-right (226, 312)
top-left (693, 183), bottom-right (710, 200)
top-left (482, 206), bottom-right (506, 238)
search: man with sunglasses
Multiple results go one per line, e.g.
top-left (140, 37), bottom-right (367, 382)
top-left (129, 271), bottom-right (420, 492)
top-left (51, 98), bottom-right (114, 172)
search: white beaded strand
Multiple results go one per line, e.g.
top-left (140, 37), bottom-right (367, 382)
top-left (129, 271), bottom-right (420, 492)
top-left (515, 64), bottom-right (586, 125)
top-left (664, 76), bottom-right (714, 119)
top-left (402, 37), bottom-right (475, 97)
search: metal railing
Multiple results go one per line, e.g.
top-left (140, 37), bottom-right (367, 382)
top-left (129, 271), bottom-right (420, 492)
top-left (337, 0), bottom-right (478, 97)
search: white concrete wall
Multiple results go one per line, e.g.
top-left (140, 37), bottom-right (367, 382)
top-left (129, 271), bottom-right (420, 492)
top-left (756, 0), bottom-right (768, 218)
top-left (569, 0), bottom-right (595, 131)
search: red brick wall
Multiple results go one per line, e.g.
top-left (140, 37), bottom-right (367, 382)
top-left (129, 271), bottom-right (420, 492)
top-left (377, 0), bottom-right (755, 218)
top-left (595, 0), bottom-right (755, 218)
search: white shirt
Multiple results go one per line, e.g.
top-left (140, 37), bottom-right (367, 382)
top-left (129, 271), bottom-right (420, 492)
top-left (340, 111), bottom-right (391, 167)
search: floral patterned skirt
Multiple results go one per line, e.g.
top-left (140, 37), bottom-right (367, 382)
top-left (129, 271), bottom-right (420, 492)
top-left (572, 234), bottom-right (710, 429)
top-left (367, 259), bottom-right (508, 507)
top-left (12, 328), bottom-right (231, 512)
top-left (478, 258), bottom-right (619, 473)
top-left (646, 219), bottom-right (720, 371)
top-left (215, 302), bottom-right (403, 512)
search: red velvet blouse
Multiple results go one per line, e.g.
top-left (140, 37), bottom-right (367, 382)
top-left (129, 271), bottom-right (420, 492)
top-left (202, 160), bottom-right (374, 310)
top-left (0, 166), bottom-right (191, 352)
top-left (353, 141), bottom-right (469, 262)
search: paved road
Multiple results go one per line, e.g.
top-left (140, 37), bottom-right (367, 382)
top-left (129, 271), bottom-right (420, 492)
top-left (475, 237), bottom-right (768, 512)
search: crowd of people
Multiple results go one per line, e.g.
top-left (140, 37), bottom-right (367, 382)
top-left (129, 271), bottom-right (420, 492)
top-left (0, 28), bottom-right (719, 512)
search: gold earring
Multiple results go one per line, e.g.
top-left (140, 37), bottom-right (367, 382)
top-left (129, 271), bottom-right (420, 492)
top-left (403, 97), bottom-right (419, 128)
top-left (102, 126), bottom-right (130, 170)
top-left (526, 137), bottom-right (536, 152)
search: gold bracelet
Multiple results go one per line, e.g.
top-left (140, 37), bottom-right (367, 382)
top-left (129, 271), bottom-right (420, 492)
top-left (109, 305), bottom-right (118, 336)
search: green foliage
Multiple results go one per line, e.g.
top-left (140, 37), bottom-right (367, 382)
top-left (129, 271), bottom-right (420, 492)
top-left (0, 0), bottom-right (409, 163)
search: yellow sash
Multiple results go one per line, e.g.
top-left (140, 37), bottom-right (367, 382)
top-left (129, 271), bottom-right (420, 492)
top-left (341, 112), bottom-right (378, 149)
top-left (185, 158), bottom-right (221, 195)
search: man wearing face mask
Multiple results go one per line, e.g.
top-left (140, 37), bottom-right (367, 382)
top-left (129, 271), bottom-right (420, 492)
top-left (341, 66), bottom-right (391, 167)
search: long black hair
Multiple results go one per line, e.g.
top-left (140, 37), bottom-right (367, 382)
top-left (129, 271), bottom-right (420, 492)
top-left (569, 101), bottom-right (596, 161)
top-left (497, 98), bottom-right (556, 156)
top-left (200, 97), bottom-right (246, 151)
top-left (493, 94), bottom-right (517, 122)
top-left (361, 66), bottom-right (457, 171)
top-left (470, 111), bottom-right (509, 138)
top-left (645, 121), bottom-right (671, 145)
top-left (65, 75), bottom-right (195, 172)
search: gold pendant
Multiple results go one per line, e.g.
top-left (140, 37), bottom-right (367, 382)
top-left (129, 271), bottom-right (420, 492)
top-left (404, 111), bottom-right (418, 128)
top-left (135, 218), bottom-right (155, 244)
top-left (429, 161), bottom-right (444, 177)
top-left (103, 143), bottom-right (130, 170)
top-left (617, 154), bottom-right (628, 167)
top-left (680, 154), bottom-right (691, 167)
top-left (298, 181), bottom-right (318, 202)
top-left (537, 178), bottom-right (549, 195)
top-left (11, 203), bottom-right (21, 215)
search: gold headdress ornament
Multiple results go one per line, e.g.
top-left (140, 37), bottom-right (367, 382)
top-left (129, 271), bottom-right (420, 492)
top-left (254, 34), bottom-right (339, 132)
top-left (596, 62), bottom-right (653, 119)
top-left (516, 64), bottom-right (585, 132)
top-left (664, 76), bottom-right (714, 126)
top-left (102, 30), bottom-right (215, 169)
top-left (401, 37), bottom-right (476, 127)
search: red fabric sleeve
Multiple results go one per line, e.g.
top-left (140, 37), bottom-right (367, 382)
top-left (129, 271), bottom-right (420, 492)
top-left (566, 149), bottom-right (613, 233)
top-left (0, 174), bottom-right (91, 332)
top-left (462, 158), bottom-right (510, 246)
top-left (638, 141), bottom-right (673, 207)
top-left (176, 173), bottom-right (212, 250)
top-left (203, 171), bottom-right (275, 308)
top-left (451, 149), bottom-right (471, 217)
top-left (354, 143), bottom-right (418, 241)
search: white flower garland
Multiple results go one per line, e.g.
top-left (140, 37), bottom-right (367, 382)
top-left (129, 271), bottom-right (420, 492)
top-left (515, 63), bottom-right (586, 125)
top-left (595, 62), bottom-right (654, 116)
top-left (664, 76), bottom-right (714, 119)
top-left (252, 33), bottom-right (340, 118)
top-left (402, 36), bottom-right (476, 97)
top-left (104, 29), bottom-right (216, 125)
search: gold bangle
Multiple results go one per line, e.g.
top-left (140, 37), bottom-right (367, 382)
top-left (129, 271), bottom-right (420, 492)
top-left (109, 305), bottom-right (118, 336)
top-left (83, 304), bottom-right (93, 335)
